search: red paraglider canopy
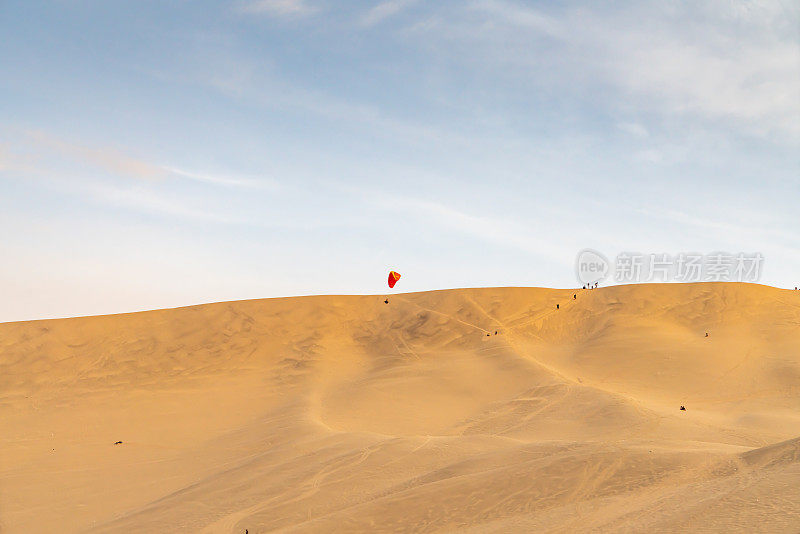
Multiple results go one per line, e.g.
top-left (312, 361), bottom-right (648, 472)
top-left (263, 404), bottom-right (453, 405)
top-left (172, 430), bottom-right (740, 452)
top-left (388, 271), bottom-right (401, 288)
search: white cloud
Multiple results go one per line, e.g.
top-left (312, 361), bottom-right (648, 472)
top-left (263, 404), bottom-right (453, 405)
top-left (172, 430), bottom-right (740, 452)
top-left (163, 167), bottom-right (280, 190)
top-left (470, 0), bottom-right (562, 38)
top-left (193, 58), bottom-right (475, 146)
top-left (609, 38), bottom-right (800, 139)
top-left (618, 122), bottom-right (649, 138)
top-left (370, 193), bottom-right (574, 264)
top-left (361, 0), bottom-right (418, 27)
top-left (407, 0), bottom-right (800, 142)
top-left (239, 0), bottom-right (317, 16)
top-left (90, 184), bottom-right (241, 223)
top-left (635, 149), bottom-right (663, 164)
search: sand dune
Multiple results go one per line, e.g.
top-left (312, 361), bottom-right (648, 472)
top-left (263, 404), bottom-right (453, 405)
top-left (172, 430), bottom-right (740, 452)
top-left (1, 283), bottom-right (799, 532)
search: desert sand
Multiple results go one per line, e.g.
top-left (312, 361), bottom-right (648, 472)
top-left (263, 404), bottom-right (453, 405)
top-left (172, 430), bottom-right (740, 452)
top-left (1, 282), bottom-right (799, 533)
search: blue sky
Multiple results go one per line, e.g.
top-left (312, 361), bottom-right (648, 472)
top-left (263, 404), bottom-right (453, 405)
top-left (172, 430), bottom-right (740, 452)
top-left (1, 0), bottom-right (798, 321)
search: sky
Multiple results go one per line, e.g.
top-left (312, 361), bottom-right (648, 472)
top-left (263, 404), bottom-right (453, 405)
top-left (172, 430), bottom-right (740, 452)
top-left (1, 0), bottom-right (799, 322)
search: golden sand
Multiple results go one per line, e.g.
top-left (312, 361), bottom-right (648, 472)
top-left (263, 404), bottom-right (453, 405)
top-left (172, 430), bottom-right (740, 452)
top-left (1, 283), bottom-right (798, 532)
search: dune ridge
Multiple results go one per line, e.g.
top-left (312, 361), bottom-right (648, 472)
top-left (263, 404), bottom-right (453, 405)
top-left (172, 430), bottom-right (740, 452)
top-left (1, 283), bottom-right (799, 532)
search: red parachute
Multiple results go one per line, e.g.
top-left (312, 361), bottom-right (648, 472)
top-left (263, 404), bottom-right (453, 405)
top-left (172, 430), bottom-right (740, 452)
top-left (388, 270), bottom-right (401, 289)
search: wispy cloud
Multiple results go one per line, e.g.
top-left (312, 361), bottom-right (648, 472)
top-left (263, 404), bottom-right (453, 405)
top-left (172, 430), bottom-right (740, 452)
top-left (638, 206), bottom-right (796, 243)
top-left (470, 0), bottom-right (562, 38)
top-left (10, 130), bottom-right (277, 191)
top-left (361, 0), bottom-right (418, 27)
top-left (635, 149), bottom-right (663, 164)
top-left (89, 184), bottom-right (243, 224)
top-left (634, 206), bottom-right (800, 263)
top-left (26, 130), bottom-right (167, 181)
top-left (163, 167), bottom-right (280, 190)
top-left (617, 122), bottom-right (649, 138)
top-left (608, 37), bottom-right (800, 139)
top-left (191, 58), bottom-right (475, 147)
top-left (239, 0), bottom-right (317, 17)
top-left (369, 192), bottom-right (573, 264)
top-left (407, 0), bottom-right (800, 142)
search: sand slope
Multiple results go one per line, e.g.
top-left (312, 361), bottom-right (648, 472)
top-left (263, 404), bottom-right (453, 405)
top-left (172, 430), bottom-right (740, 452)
top-left (1, 283), bottom-right (799, 533)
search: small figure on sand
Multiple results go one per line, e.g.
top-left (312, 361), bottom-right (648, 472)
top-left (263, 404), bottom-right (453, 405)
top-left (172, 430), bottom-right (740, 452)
top-left (680, 406), bottom-right (686, 411)
top-left (573, 294), bottom-right (576, 299)
top-left (384, 299), bottom-right (389, 304)
top-left (556, 304), bottom-right (560, 310)
top-left (705, 332), bottom-right (709, 337)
